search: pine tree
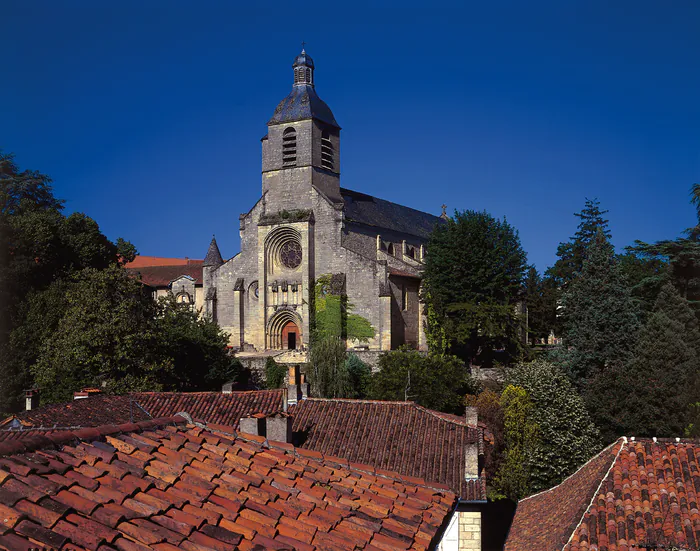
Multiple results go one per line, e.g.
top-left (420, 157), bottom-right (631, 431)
top-left (586, 283), bottom-right (700, 440)
top-left (546, 198), bottom-right (612, 289)
top-left (559, 229), bottom-right (640, 381)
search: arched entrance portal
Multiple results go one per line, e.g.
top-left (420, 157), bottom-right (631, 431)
top-left (267, 310), bottom-right (303, 350)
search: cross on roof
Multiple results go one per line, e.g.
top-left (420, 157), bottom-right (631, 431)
top-left (301, 41), bottom-right (306, 51)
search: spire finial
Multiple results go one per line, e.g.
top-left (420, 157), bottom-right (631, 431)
top-left (301, 41), bottom-right (306, 54)
top-left (440, 204), bottom-right (449, 220)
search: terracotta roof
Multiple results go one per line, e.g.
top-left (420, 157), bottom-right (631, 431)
top-left (289, 399), bottom-right (486, 502)
top-left (0, 429), bottom-right (65, 443)
top-left (125, 256), bottom-right (203, 268)
top-left (129, 391), bottom-right (285, 429)
top-left (126, 264), bottom-right (203, 288)
top-left (0, 416), bottom-right (457, 550)
top-left (0, 396), bottom-right (152, 430)
top-left (505, 437), bottom-right (700, 551)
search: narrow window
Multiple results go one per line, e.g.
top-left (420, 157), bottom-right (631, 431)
top-left (402, 285), bottom-right (408, 311)
top-left (283, 127), bottom-right (296, 167)
top-left (321, 130), bottom-right (334, 170)
top-left (387, 243), bottom-right (395, 256)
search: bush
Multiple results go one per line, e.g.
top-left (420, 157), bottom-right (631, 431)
top-left (345, 353), bottom-right (372, 399)
top-left (264, 357), bottom-right (287, 389)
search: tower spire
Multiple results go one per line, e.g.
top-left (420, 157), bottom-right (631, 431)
top-left (293, 47), bottom-right (314, 87)
top-left (203, 235), bottom-right (224, 267)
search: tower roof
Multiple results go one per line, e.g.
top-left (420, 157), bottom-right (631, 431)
top-left (203, 236), bottom-right (224, 267)
top-left (268, 49), bottom-right (340, 129)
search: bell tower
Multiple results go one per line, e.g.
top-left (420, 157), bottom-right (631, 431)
top-left (261, 49), bottom-right (342, 212)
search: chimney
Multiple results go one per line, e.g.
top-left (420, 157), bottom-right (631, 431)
top-left (266, 413), bottom-right (293, 444)
top-left (287, 365), bottom-right (302, 405)
top-left (465, 406), bottom-right (478, 427)
top-left (222, 381), bottom-right (234, 394)
top-left (465, 442), bottom-right (479, 480)
top-left (24, 389), bottom-right (39, 411)
top-left (73, 387), bottom-right (102, 400)
top-left (239, 413), bottom-right (266, 437)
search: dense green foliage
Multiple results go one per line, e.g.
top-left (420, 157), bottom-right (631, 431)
top-left (558, 230), bottom-right (640, 382)
top-left (344, 353), bottom-right (372, 399)
top-left (308, 336), bottom-right (351, 398)
top-left (492, 386), bottom-right (539, 501)
top-left (523, 267), bottom-right (557, 345)
top-left (585, 284), bottom-right (700, 441)
top-left (370, 348), bottom-right (480, 413)
top-left (422, 210), bottom-right (528, 366)
top-left (264, 356), bottom-right (287, 389)
top-left (1, 152), bottom-right (237, 409)
top-left (30, 267), bottom-right (239, 404)
top-left (506, 360), bottom-right (601, 493)
top-left (313, 274), bottom-right (374, 343)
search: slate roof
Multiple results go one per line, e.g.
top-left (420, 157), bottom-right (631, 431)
top-left (341, 188), bottom-right (443, 240)
top-left (126, 264), bottom-right (203, 288)
top-left (0, 415), bottom-right (457, 550)
top-left (0, 396), bottom-right (152, 431)
top-left (268, 84), bottom-right (340, 129)
top-left (505, 437), bottom-right (700, 551)
top-left (289, 399), bottom-right (486, 502)
top-left (129, 391), bottom-right (285, 430)
top-left (202, 237), bottom-right (224, 268)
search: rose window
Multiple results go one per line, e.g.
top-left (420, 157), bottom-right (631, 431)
top-left (280, 241), bottom-right (302, 269)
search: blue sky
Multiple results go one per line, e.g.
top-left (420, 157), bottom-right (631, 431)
top-left (3, 1), bottom-right (699, 271)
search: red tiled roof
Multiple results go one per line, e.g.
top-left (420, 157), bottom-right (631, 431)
top-left (126, 264), bottom-right (203, 288)
top-left (289, 399), bottom-right (486, 501)
top-left (0, 429), bottom-right (64, 443)
top-left (126, 256), bottom-right (203, 268)
top-left (0, 395), bottom-right (152, 430)
top-left (130, 391), bottom-right (285, 429)
top-left (505, 437), bottom-right (700, 551)
top-left (0, 416), bottom-right (457, 550)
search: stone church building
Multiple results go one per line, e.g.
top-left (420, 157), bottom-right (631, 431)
top-left (203, 50), bottom-right (443, 355)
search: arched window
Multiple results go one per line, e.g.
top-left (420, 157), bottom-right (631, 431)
top-left (321, 130), bottom-right (334, 170)
top-left (283, 127), bottom-right (296, 167)
top-left (387, 243), bottom-right (395, 256)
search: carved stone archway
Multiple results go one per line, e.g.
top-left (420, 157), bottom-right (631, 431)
top-left (267, 309), bottom-right (303, 350)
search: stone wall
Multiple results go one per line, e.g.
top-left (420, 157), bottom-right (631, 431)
top-left (458, 511), bottom-right (481, 551)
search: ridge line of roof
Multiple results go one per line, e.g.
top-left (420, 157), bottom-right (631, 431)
top-left (518, 437), bottom-right (626, 504)
top-left (0, 415), bottom-right (188, 457)
top-left (562, 437), bottom-right (628, 550)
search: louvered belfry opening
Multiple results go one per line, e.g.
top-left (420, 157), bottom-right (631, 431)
top-left (282, 127), bottom-right (297, 167)
top-left (321, 130), bottom-right (334, 170)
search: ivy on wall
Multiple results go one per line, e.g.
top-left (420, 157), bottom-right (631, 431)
top-left (313, 274), bottom-right (375, 342)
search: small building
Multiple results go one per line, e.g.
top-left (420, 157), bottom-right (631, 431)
top-left (125, 255), bottom-right (204, 309)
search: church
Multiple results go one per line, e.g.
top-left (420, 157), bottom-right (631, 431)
top-left (202, 49), bottom-right (444, 356)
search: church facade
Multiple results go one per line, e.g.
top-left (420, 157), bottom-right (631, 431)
top-left (202, 50), bottom-right (443, 354)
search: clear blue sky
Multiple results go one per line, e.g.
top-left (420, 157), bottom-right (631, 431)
top-left (3, 1), bottom-right (699, 271)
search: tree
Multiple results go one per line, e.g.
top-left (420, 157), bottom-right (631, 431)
top-left (547, 198), bottom-right (612, 289)
top-left (507, 359), bottom-right (601, 493)
top-left (370, 347), bottom-right (480, 413)
top-left (31, 266), bottom-right (166, 403)
top-left (491, 385), bottom-right (539, 501)
top-left (617, 251), bottom-right (667, 320)
top-left (586, 284), bottom-right (700, 441)
top-left (523, 267), bottom-right (557, 345)
top-left (264, 356), bottom-right (287, 389)
top-left (308, 336), bottom-right (350, 398)
top-left (558, 229), bottom-right (640, 382)
top-left (345, 353), bottom-right (372, 399)
top-left (30, 266), bottom-right (238, 404)
top-left (466, 389), bottom-right (504, 488)
top-left (422, 210), bottom-right (528, 366)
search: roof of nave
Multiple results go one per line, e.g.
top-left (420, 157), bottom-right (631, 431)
top-left (505, 436), bottom-right (700, 551)
top-left (341, 187), bottom-right (443, 240)
top-left (0, 415), bottom-right (457, 551)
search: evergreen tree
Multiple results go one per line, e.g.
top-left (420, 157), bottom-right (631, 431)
top-left (586, 283), bottom-right (700, 441)
top-left (264, 356), bottom-right (287, 389)
top-left (492, 385), bottom-right (539, 501)
top-left (523, 266), bottom-right (557, 345)
top-left (344, 353), bottom-right (372, 398)
top-left (422, 210), bottom-right (528, 366)
top-left (507, 359), bottom-right (601, 493)
top-left (559, 229), bottom-right (640, 381)
top-left (547, 198), bottom-right (612, 289)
